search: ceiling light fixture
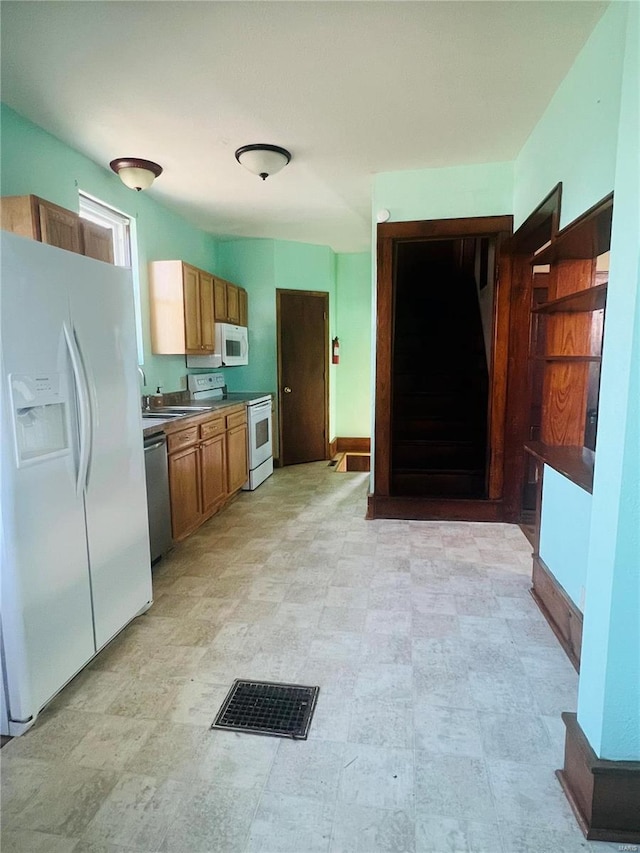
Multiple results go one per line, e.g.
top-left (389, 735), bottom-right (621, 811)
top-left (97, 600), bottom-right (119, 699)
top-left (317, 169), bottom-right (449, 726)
top-left (109, 157), bottom-right (163, 191)
top-left (235, 144), bottom-right (291, 181)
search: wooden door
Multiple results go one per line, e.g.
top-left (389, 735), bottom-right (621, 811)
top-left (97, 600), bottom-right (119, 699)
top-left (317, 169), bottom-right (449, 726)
top-left (200, 434), bottom-right (226, 514)
top-left (226, 284), bottom-right (240, 324)
top-left (80, 220), bottom-right (114, 263)
top-left (213, 278), bottom-right (227, 321)
top-left (238, 288), bottom-right (248, 326)
top-left (199, 271), bottom-right (215, 351)
top-left (226, 423), bottom-right (248, 493)
top-left (38, 200), bottom-right (82, 254)
top-left (168, 445), bottom-right (201, 539)
top-left (183, 264), bottom-right (202, 353)
top-left (277, 290), bottom-right (328, 465)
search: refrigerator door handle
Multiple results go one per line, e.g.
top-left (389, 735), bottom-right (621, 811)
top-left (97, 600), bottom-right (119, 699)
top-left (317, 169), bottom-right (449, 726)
top-left (63, 323), bottom-right (91, 495)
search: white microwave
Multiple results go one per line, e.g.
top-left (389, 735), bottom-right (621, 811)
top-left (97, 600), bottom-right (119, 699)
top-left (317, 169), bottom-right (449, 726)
top-left (215, 323), bottom-right (248, 366)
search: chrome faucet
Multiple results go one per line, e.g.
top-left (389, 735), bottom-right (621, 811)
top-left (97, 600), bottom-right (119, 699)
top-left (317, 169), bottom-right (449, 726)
top-left (138, 365), bottom-right (146, 387)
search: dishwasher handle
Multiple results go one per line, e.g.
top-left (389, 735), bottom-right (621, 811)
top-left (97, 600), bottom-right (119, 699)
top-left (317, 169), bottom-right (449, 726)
top-left (144, 438), bottom-right (166, 452)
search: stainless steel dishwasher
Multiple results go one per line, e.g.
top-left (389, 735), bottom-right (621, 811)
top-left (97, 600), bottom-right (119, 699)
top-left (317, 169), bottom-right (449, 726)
top-left (143, 431), bottom-right (173, 564)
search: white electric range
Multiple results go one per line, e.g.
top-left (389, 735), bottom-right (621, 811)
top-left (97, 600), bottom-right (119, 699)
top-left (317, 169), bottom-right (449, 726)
top-left (187, 373), bottom-right (273, 490)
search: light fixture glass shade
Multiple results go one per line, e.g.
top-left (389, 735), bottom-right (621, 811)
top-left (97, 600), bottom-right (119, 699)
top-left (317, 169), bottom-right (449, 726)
top-left (110, 158), bottom-right (163, 191)
top-left (235, 145), bottom-right (291, 180)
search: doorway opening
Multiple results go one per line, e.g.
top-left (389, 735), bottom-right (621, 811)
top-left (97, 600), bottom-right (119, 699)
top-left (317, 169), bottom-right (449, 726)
top-left (370, 214), bottom-right (513, 521)
top-left (392, 238), bottom-right (493, 498)
top-left (276, 289), bottom-right (329, 466)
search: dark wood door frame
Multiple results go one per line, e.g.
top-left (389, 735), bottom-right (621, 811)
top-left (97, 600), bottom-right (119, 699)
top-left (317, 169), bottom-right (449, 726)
top-left (502, 184), bottom-right (562, 521)
top-left (276, 289), bottom-right (330, 464)
top-left (370, 214), bottom-right (513, 521)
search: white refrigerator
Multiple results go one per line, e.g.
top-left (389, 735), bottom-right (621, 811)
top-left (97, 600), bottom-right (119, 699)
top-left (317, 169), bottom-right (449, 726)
top-left (0, 231), bottom-right (152, 736)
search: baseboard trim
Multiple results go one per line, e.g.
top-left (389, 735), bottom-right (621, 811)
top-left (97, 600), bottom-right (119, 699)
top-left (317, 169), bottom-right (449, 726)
top-left (335, 437), bottom-right (371, 453)
top-left (530, 556), bottom-right (582, 672)
top-left (367, 494), bottom-right (504, 521)
top-left (557, 712), bottom-right (640, 843)
top-left (328, 439), bottom-right (338, 458)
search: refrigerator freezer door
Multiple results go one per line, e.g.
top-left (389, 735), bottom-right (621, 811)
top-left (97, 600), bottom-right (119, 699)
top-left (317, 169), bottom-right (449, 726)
top-left (69, 255), bottom-right (152, 649)
top-left (1, 233), bottom-right (95, 730)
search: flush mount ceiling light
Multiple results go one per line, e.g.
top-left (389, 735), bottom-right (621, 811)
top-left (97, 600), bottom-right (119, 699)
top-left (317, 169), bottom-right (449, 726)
top-left (109, 157), bottom-right (163, 191)
top-left (235, 144), bottom-right (291, 181)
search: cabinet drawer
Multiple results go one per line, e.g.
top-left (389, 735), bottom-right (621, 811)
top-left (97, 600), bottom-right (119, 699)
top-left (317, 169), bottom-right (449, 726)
top-left (167, 426), bottom-right (199, 453)
top-left (200, 417), bottom-right (225, 440)
top-left (226, 410), bottom-right (247, 430)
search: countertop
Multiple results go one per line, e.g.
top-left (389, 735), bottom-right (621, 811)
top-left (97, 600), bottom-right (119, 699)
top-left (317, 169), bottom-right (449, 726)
top-left (141, 392), bottom-right (271, 437)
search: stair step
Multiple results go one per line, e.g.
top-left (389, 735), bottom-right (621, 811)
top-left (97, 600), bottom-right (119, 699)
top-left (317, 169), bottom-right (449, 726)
top-left (395, 418), bottom-right (486, 441)
top-left (392, 469), bottom-right (486, 498)
top-left (392, 440), bottom-right (485, 468)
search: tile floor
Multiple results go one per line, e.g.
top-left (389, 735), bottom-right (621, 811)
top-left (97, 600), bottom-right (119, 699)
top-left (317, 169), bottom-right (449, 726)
top-left (1, 463), bottom-right (620, 852)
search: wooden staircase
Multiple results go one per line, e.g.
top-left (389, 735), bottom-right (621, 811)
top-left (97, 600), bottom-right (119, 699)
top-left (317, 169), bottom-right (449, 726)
top-left (391, 256), bottom-right (489, 498)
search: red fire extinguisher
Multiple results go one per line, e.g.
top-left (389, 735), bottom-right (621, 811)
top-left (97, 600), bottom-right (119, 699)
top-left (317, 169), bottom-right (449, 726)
top-left (332, 336), bottom-right (340, 364)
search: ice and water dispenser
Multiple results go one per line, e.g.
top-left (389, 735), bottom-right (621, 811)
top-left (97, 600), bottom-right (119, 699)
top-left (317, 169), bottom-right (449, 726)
top-left (9, 373), bottom-right (69, 467)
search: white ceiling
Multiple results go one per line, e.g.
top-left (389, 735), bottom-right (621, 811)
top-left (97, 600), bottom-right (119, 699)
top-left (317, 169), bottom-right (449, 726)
top-left (1, 1), bottom-right (606, 252)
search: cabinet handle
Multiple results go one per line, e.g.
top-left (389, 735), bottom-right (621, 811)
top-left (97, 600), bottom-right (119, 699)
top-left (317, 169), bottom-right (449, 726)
top-left (284, 386), bottom-right (292, 393)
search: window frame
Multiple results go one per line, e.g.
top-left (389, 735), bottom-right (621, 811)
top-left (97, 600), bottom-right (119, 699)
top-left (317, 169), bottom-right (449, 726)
top-left (78, 192), bottom-right (144, 365)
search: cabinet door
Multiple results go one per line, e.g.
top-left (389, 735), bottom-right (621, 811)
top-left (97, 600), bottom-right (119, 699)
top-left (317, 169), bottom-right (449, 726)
top-left (214, 278), bottom-right (228, 322)
top-left (183, 264), bottom-right (202, 353)
top-left (80, 220), bottom-right (114, 263)
top-left (226, 283), bottom-right (240, 324)
top-left (227, 424), bottom-right (248, 494)
top-left (200, 434), bottom-right (226, 515)
top-left (168, 445), bottom-right (201, 540)
top-left (38, 201), bottom-right (82, 254)
top-left (238, 288), bottom-right (248, 327)
top-left (199, 272), bottom-right (215, 352)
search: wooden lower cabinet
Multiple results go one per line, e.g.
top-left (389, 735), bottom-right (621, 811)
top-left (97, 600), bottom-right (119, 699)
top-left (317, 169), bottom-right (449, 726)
top-left (168, 444), bottom-right (201, 540)
top-left (226, 412), bottom-right (249, 494)
top-left (166, 407), bottom-right (247, 541)
top-left (200, 433), bottom-right (227, 515)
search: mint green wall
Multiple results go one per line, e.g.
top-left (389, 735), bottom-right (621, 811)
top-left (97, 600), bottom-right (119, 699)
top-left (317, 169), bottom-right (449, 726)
top-left (513, 4), bottom-right (625, 230)
top-left (576, 2), bottom-right (640, 761)
top-left (373, 161), bottom-right (514, 224)
top-left (217, 238), bottom-right (343, 446)
top-left (1, 105), bottom-right (374, 452)
top-left (514, 3), bottom-right (639, 760)
top-left (539, 466), bottom-right (591, 610)
top-left (0, 104), bottom-right (219, 395)
top-left (335, 253), bottom-right (372, 437)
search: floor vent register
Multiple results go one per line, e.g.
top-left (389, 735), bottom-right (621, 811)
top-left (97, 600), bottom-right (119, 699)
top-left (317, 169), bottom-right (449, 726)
top-left (211, 679), bottom-right (320, 739)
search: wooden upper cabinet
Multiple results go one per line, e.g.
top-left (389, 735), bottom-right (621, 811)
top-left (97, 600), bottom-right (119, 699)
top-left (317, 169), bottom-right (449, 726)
top-left (213, 276), bottom-right (248, 326)
top-left (183, 264), bottom-right (202, 353)
top-left (1, 194), bottom-right (116, 263)
top-left (80, 219), bottom-right (114, 263)
top-left (238, 287), bottom-right (248, 326)
top-left (199, 272), bottom-right (215, 351)
top-left (226, 283), bottom-right (240, 324)
top-left (149, 260), bottom-right (248, 354)
top-left (213, 277), bottom-right (228, 322)
top-left (1, 194), bottom-right (82, 254)
top-left (149, 260), bottom-right (215, 355)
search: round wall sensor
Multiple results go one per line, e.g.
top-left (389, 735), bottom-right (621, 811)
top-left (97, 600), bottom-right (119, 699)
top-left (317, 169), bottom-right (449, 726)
top-left (376, 209), bottom-right (391, 223)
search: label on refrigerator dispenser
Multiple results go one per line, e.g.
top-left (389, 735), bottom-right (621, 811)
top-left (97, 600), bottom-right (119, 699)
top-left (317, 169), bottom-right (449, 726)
top-left (9, 373), bottom-right (70, 467)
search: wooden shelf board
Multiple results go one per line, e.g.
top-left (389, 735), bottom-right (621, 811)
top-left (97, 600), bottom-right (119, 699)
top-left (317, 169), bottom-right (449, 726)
top-left (533, 283), bottom-right (607, 314)
top-left (530, 193), bottom-right (613, 265)
top-left (535, 355), bottom-right (601, 363)
top-left (525, 441), bottom-right (595, 493)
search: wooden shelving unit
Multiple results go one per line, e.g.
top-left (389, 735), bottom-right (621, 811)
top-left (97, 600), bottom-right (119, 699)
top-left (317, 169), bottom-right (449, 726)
top-left (525, 441), bottom-right (595, 493)
top-left (528, 193), bottom-right (613, 466)
top-left (533, 282), bottom-right (607, 314)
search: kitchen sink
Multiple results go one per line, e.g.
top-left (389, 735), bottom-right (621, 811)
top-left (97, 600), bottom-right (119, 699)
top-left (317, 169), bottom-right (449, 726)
top-left (141, 412), bottom-right (187, 419)
top-left (153, 406), bottom-right (214, 413)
